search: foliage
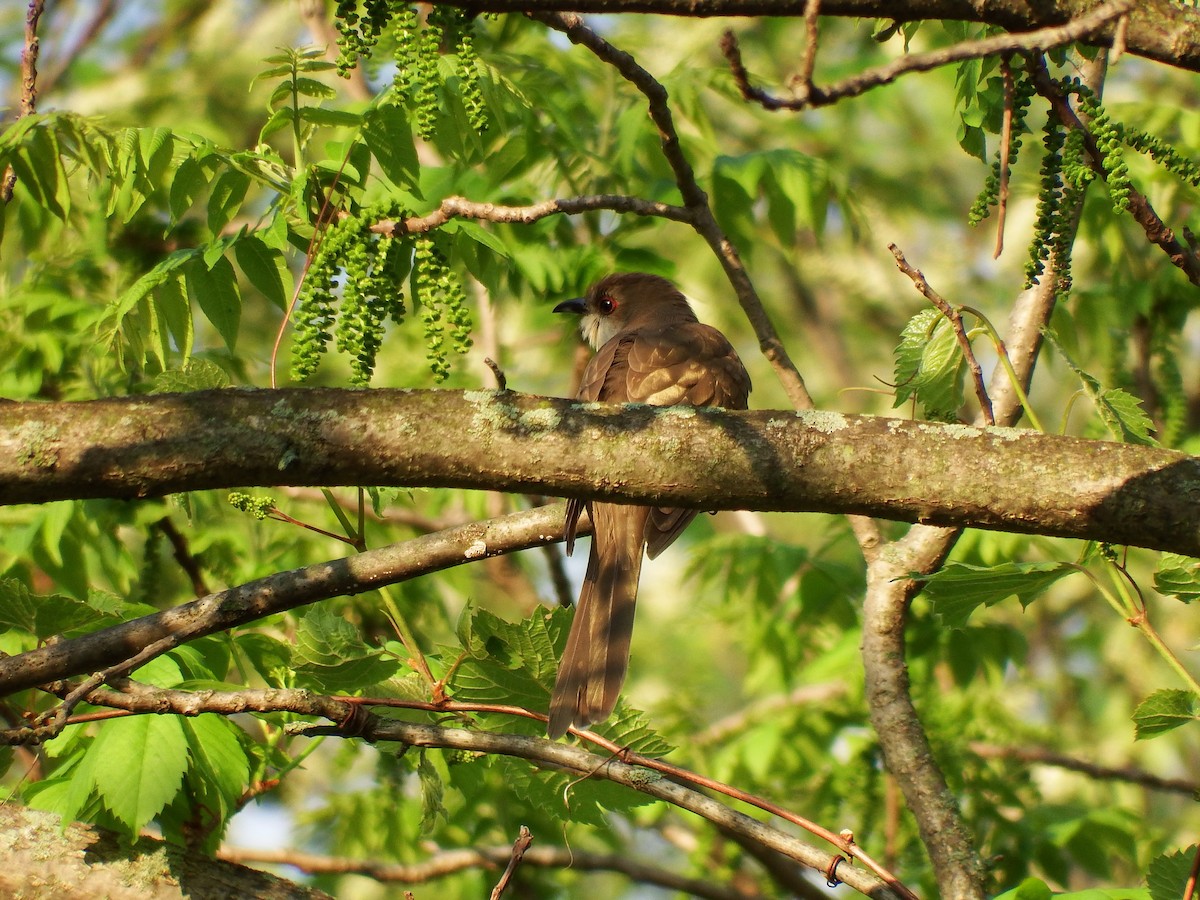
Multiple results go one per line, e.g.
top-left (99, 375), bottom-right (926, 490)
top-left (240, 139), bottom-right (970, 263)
top-left (1, 2), bottom-right (1199, 899)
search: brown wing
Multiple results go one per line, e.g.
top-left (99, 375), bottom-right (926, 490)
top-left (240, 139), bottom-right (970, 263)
top-left (570, 321), bottom-right (750, 559)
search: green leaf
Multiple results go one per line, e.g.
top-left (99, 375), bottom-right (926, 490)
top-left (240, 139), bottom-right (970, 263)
top-left (417, 752), bottom-right (446, 832)
top-left (993, 878), bottom-right (1054, 900)
top-left (185, 255), bottom-right (242, 350)
top-left (293, 77), bottom-right (338, 100)
top-left (234, 234), bottom-right (291, 310)
top-left (181, 715), bottom-right (250, 810)
top-left (206, 169), bottom-right (251, 236)
top-left (1148, 846), bottom-right (1200, 900)
top-left (169, 155), bottom-right (210, 223)
top-left (150, 359), bottom-right (231, 393)
top-left (107, 249), bottom-right (202, 352)
top-left (1154, 553), bottom-right (1200, 603)
top-left (156, 274), bottom-right (193, 359)
top-left (893, 308), bottom-right (966, 422)
top-left (298, 107), bottom-right (363, 129)
top-left (91, 713), bottom-right (188, 834)
top-left (914, 561), bottom-right (1076, 628)
top-left (292, 604), bottom-right (400, 692)
top-left (0, 577), bottom-right (111, 638)
top-left (1043, 328), bottom-right (1158, 445)
top-left (1133, 689), bottom-right (1198, 739)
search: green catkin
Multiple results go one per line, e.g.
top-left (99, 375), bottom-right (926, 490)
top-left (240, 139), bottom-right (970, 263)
top-left (391, 4), bottom-right (420, 104)
top-left (1024, 111), bottom-right (1067, 288)
top-left (228, 492), bottom-right (275, 519)
top-left (1122, 126), bottom-right (1200, 187)
top-left (1074, 82), bottom-right (1131, 211)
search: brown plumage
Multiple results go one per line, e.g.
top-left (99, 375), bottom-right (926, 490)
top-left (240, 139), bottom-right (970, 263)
top-left (548, 273), bottom-right (751, 738)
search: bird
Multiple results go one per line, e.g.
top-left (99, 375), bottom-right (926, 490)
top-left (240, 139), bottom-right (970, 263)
top-left (548, 272), bottom-right (751, 738)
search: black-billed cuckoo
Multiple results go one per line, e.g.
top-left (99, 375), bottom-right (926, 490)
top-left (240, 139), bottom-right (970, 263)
top-left (548, 273), bottom-right (751, 738)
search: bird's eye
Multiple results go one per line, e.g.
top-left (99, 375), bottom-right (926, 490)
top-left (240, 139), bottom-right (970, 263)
top-left (597, 295), bottom-right (616, 314)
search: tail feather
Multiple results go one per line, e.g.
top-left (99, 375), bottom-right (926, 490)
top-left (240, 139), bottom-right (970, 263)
top-left (548, 503), bottom-right (646, 738)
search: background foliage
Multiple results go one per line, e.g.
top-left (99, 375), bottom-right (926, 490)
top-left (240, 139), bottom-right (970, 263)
top-left (1, 1), bottom-right (1199, 898)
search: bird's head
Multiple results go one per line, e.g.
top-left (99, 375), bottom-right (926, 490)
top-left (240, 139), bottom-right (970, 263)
top-left (553, 272), bottom-right (699, 349)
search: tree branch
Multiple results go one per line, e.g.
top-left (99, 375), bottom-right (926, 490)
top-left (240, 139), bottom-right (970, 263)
top-left (422, 0), bottom-right (1200, 73)
top-left (0, 388), bottom-right (1196, 550)
top-left (721, 0), bottom-right (1134, 111)
top-left (0, 503), bottom-right (581, 699)
top-left (219, 845), bottom-right (755, 900)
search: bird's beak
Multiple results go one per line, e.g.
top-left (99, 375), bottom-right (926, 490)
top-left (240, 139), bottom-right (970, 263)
top-left (553, 297), bottom-right (587, 315)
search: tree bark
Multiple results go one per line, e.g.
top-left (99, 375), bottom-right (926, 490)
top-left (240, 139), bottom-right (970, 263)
top-left (0, 806), bottom-right (331, 900)
top-left (0, 388), bottom-right (1197, 553)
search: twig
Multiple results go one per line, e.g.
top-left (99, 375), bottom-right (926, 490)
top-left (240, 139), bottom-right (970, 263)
top-left (1185, 844), bottom-right (1200, 900)
top-left (37, 0), bottom-right (116, 96)
top-left (787, 0), bottom-right (821, 100)
top-left (0, 503), bottom-right (590, 702)
top-left (490, 826), bottom-right (532, 900)
top-left (373, 194), bottom-right (691, 235)
top-left (222, 841), bottom-right (756, 899)
top-left (720, 0), bottom-right (1134, 112)
top-left (156, 516), bottom-right (210, 597)
top-left (483, 357), bottom-right (508, 392)
top-left (968, 742), bottom-right (1200, 796)
top-left (2, 0), bottom-right (46, 203)
top-left (888, 244), bottom-right (994, 425)
top-left (994, 55), bottom-right (1015, 259)
top-left (533, 11), bottom-right (814, 411)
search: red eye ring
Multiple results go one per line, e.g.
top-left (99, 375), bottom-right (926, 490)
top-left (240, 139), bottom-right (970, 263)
top-left (597, 295), bottom-right (616, 314)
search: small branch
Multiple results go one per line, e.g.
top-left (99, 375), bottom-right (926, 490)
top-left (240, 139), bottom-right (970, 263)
top-left (0, 501), bottom-right (589, 700)
top-left (534, 11), bottom-right (814, 411)
top-left (720, 0), bottom-right (1134, 112)
top-left (994, 55), bottom-right (1015, 259)
top-left (889, 244), bottom-right (995, 425)
top-left (2, 0), bottom-right (46, 203)
top-left (220, 844), bottom-right (753, 900)
top-left (490, 826), bottom-right (532, 900)
top-left (29, 681), bottom-right (909, 898)
top-left (372, 193), bottom-right (692, 236)
top-left (155, 516), bottom-right (210, 597)
top-left (37, 0), bottom-right (115, 96)
top-left (968, 743), bottom-right (1200, 796)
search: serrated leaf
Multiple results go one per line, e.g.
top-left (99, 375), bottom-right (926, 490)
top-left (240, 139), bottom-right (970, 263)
top-left (1154, 553), bottom-right (1200, 603)
top-left (234, 235), bottom-right (291, 310)
top-left (181, 715), bottom-right (250, 810)
top-left (150, 359), bottom-right (231, 393)
top-left (417, 753), bottom-right (446, 832)
top-left (292, 604), bottom-right (399, 692)
top-left (298, 107), bottom-right (362, 129)
top-left (1043, 328), bottom-right (1158, 446)
top-left (107, 248), bottom-right (201, 330)
top-left (185, 255), bottom-right (241, 350)
top-left (294, 604), bottom-right (374, 666)
top-left (1148, 846), bottom-right (1200, 900)
top-left (915, 562), bottom-right (1076, 628)
top-left (1095, 388), bottom-right (1157, 445)
top-left (293, 77), bottom-right (338, 100)
top-left (91, 713), bottom-right (188, 834)
top-left (893, 308), bottom-right (965, 421)
top-left (1133, 689), bottom-right (1198, 739)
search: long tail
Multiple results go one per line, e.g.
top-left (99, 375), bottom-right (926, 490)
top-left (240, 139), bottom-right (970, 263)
top-left (548, 503), bottom-right (647, 738)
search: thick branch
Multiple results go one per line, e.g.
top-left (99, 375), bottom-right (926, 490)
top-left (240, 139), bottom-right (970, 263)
top-left (0, 388), bottom-right (1197, 552)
